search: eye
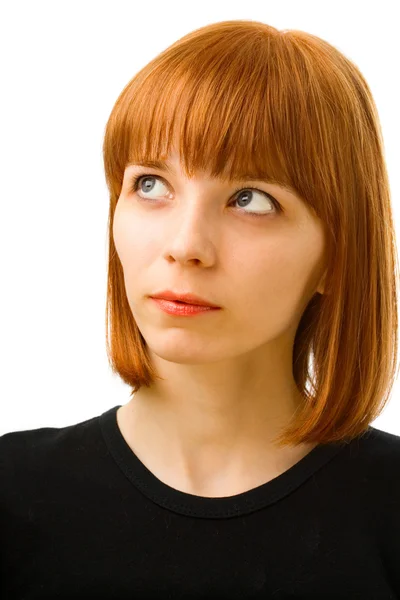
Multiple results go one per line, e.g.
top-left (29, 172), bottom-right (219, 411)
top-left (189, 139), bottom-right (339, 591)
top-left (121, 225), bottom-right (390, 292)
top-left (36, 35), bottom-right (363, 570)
top-left (129, 173), bottom-right (282, 218)
top-left (130, 174), bottom-right (169, 200)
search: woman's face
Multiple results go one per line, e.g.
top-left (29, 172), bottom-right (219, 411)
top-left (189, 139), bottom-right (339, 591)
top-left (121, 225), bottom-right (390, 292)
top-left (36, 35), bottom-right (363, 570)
top-left (112, 150), bottom-right (327, 364)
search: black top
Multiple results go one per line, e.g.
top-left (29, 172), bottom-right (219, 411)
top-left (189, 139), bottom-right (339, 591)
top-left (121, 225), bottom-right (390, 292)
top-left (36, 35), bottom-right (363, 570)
top-left (1, 404), bottom-right (399, 599)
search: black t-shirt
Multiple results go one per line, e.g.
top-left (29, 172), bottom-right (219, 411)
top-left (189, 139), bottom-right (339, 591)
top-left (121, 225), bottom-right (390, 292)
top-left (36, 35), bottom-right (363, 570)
top-left (1, 404), bottom-right (399, 599)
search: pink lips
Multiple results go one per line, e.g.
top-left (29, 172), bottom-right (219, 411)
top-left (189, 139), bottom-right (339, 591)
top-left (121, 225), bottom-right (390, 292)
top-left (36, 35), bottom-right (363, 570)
top-left (150, 297), bottom-right (221, 316)
top-left (150, 290), bottom-right (220, 308)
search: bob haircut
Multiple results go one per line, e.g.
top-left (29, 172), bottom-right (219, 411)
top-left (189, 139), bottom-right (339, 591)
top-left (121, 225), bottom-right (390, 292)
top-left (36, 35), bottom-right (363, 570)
top-left (102, 19), bottom-right (400, 449)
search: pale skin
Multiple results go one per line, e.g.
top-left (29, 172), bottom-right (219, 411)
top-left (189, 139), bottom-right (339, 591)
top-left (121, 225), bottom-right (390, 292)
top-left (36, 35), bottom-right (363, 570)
top-left (113, 149), bottom-right (327, 498)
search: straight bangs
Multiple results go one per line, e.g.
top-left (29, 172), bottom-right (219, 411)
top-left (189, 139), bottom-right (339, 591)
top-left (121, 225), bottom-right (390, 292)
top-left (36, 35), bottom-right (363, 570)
top-left (104, 21), bottom-right (340, 230)
top-left (103, 20), bottom-right (400, 448)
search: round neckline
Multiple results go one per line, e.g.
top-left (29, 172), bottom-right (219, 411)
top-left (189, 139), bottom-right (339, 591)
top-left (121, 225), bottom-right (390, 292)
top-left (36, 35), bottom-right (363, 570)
top-left (99, 404), bottom-right (350, 519)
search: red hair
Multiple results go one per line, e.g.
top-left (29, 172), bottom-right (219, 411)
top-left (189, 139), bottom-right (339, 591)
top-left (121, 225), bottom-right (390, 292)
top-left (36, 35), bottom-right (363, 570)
top-left (102, 20), bottom-right (400, 448)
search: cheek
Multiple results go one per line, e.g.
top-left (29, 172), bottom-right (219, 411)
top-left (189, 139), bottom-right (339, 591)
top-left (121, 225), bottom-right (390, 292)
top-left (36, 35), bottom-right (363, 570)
top-left (112, 204), bottom-right (127, 262)
top-left (112, 206), bottom-right (152, 270)
top-left (237, 250), bottom-right (315, 331)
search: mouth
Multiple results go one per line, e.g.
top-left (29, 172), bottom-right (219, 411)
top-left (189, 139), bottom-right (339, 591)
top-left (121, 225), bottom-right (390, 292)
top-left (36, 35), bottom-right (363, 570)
top-left (150, 291), bottom-right (221, 308)
top-left (150, 297), bottom-right (221, 315)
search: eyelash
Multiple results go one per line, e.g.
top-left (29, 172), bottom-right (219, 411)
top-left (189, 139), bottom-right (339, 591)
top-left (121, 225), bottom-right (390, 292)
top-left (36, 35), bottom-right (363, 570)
top-left (129, 173), bottom-right (283, 218)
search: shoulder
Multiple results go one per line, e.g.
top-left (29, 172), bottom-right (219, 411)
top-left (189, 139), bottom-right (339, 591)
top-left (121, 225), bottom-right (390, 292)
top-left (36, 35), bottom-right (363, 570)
top-left (355, 425), bottom-right (400, 465)
top-left (0, 413), bottom-right (97, 456)
top-left (0, 413), bottom-right (101, 496)
top-left (347, 426), bottom-right (400, 525)
top-left (344, 425), bottom-right (400, 481)
top-left (356, 424), bottom-right (400, 451)
top-left (316, 425), bottom-right (400, 514)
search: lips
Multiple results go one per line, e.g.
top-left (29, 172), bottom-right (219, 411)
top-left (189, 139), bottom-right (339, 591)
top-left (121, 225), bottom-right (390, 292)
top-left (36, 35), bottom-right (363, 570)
top-left (150, 290), bottom-right (220, 308)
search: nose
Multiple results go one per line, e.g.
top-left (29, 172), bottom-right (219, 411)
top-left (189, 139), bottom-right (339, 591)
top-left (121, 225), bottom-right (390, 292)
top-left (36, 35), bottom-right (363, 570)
top-left (162, 200), bottom-right (218, 266)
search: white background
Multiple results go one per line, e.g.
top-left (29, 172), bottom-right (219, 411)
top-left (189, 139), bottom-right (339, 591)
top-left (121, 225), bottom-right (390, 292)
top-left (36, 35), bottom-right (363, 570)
top-left (0, 1), bottom-right (399, 436)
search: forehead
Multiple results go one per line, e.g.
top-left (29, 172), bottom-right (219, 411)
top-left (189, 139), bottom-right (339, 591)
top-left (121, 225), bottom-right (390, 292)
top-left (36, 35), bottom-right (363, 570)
top-left (128, 150), bottom-right (226, 178)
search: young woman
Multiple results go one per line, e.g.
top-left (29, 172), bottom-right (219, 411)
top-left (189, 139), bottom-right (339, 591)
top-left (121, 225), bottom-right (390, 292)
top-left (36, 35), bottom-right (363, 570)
top-left (2, 19), bottom-right (400, 599)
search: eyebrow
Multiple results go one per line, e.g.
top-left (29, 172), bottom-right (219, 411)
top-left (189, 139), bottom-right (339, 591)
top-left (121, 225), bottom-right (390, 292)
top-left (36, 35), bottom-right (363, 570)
top-left (128, 160), bottom-right (296, 194)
